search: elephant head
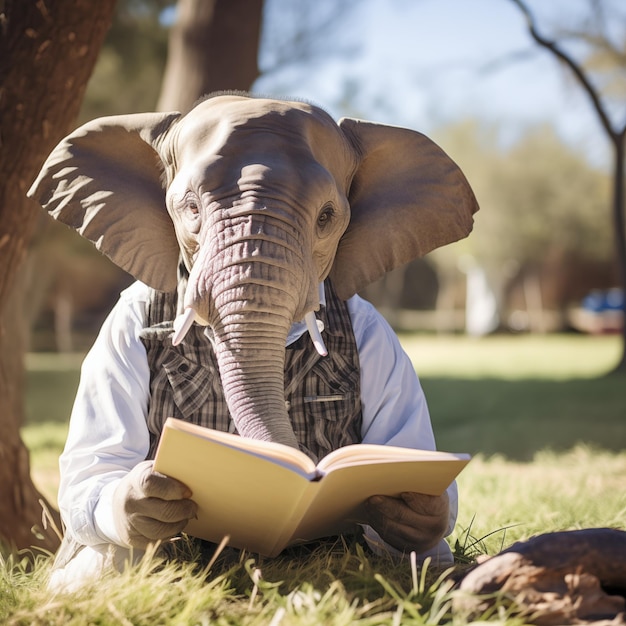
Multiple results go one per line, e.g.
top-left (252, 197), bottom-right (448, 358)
top-left (28, 93), bottom-right (478, 450)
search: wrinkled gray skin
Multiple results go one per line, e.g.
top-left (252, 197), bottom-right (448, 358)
top-left (168, 97), bottom-right (355, 448)
top-left (29, 94), bottom-right (478, 550)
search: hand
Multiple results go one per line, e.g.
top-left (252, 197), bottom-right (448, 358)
top-left (112, 460), bottom-right (198, 548)
top-left (365, 491), bottom-right (450, 554)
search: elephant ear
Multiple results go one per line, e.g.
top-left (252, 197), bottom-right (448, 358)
top-left (330, 117), bottom-right (479, 300)
top-left (28, 112), bottom-right (182, 292)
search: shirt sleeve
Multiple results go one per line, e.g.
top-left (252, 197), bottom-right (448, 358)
top-left (57, 282), bottom-right (152, 547)
top-left (347, 295), bottom-right (458, 560)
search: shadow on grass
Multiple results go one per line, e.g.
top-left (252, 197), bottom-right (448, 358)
top-left (25, 355), bottom-right (626, 462)
top-left (423, 375), bottom-right (626, 461)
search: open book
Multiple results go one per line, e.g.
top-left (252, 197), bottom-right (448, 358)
top-left (153, 417), bottom-right (470, 557)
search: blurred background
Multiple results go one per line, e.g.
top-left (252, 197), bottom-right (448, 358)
top-left (27, 0), bottom-right (625, 352)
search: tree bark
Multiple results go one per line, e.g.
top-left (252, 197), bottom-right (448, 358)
top-left (0, 0), bottom-right (116, 552)
top-left (157, 0), bottom-right (264, 114)
top-left (611, 134), bottom-right (626, 371)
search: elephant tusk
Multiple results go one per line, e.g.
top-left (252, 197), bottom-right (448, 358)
top-left (305, 311), bottom-right (328, 357)
top-left (172, 307), bottom-right (196, 346)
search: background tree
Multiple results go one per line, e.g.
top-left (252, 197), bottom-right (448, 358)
top-left (0, 0), bottom-right (116, 551)
top-left (157, 0), bottom-right (263, 113)
top-left (509, 0), bottom-right (626, 370)
top-left (81, 0), bottom-right (172, 120)
top-left (430, 119), bottom-right (613, 333)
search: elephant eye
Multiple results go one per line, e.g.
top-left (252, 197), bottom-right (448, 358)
top-left (186, 198), bottom-right (199, 215)
top-left (180, 193), bottom-right (201, 234)
top-left (317, 204), bottom-right (335, 232)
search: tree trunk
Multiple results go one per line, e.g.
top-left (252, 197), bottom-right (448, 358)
top-left (0, 0), bottom-right (116, 552)
top-left (611, 135), bottom-right (626, 372)
top-left (157, 0), bottom-right (264, 114)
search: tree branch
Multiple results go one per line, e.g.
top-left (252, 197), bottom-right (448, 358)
top-left (509, 0), bottom-right (624, 143)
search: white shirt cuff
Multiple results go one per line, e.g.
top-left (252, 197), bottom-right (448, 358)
top-left (93, 479), bottom-right (125, 546)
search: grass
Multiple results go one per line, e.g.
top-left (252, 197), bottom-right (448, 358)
top-left (1, 541), bottom-right (469, 625)
top-left (453, 446), bottom-right (626, 555)
top-left (9, 333), bottom-right (626, 624)
top-left (403, 334), bottom-right (626, 459)
top-left (23, 352), bottom-right (83, 425)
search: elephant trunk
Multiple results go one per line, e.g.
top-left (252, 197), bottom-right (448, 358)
top-left (174, 212), bottom-right (319, 449)
top-left (211, 313), bottom-right (298, 447)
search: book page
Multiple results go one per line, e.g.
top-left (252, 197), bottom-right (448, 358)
top-left (291, 457), bottom-right (470, 545)
top-left (161, 418), bottom-right (318, 477)
top-left (317, 443), bottom-right (468, 473)
top-left (153, 421), bottom-right (318, 556)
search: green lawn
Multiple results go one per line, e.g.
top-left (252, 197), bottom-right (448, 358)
top-left (12, 334), bottom-right (625, 625)
top-left (24, 352), bottom-right (84, 425)
top-left (401, 334), bottom-right (626, 460)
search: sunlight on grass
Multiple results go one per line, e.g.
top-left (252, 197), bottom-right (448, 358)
top-left (21, 423), bottom-right (67, 507)
top-left (401, 334), bottom-right (626, 459)
top-left (1, 540), bottom-right (512, 625)
top-left (451, 446), bottom-right (626, 558)
top-left (25, 352), bottom-right (86, 372)
top-left (399, 333), bottom-right (621, 379)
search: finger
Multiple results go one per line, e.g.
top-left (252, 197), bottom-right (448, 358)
top-left (402, 492), bottom-right (450, 539)
top-left (367, 493), bottom-right (449, 530)
top-left (365, 495), bottom-right (448, 553)
top-left (366, 495), bottom-right (418, 525)
top-left (139, 469), bottom-right (193, 501)
top-left (132, 496), bottom-right (198, 524)
top-left (400, 492), bottom-right (449, 518)
top-left (130, 515), bottom-right (191, 544)
top-left (365, 495), bottom-right (409, 540)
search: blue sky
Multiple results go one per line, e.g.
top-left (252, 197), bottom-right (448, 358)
top-left (255, 0), bottom-right (625, 167)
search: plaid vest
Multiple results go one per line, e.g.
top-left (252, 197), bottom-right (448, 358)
top-left (139, 280), bottom-right (362, 461)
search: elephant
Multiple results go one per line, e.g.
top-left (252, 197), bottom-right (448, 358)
top-left (29, 93), bottom-right (478, 454)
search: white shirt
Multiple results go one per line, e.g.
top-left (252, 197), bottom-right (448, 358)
top-left (58, 281), bottom-right (458, 559)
